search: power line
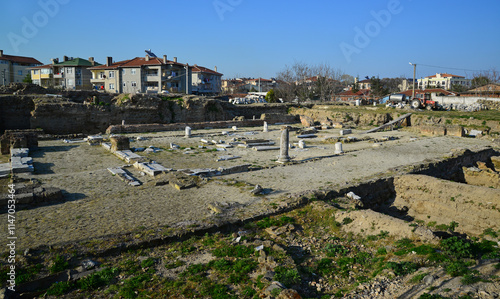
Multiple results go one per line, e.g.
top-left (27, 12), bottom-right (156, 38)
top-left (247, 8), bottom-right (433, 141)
top-left (415, 63), bottom-right (490, 73)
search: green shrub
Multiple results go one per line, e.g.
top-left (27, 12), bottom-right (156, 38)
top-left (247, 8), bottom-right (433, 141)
top-left (441, 237), bottom-right (473, 258)
top-left (49, 255), bottom-right (69, 274)
top-left (78, 267), bottom-right (118, 291)
top-left (274, 266), bottom-right (300, 287)
top-left (325, 244), bottom-right (349, 257)
top-left (445, 260), bottom-right (469, 277)
top-left (46, 281), bottom-right (75, 296)
top-left (385, 261), bottom-right (418, 276)
top-left (213, 244), bottom-right (254, 258)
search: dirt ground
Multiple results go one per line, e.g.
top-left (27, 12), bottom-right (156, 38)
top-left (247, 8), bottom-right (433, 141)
top-left (0, 124), bottom-right (496, 251)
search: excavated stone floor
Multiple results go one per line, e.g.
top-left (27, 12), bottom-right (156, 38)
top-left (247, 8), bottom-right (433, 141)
top-left (0, 124), bottom-right (497, 251)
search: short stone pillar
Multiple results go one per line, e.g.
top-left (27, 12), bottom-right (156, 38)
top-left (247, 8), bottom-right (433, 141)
top-left (121, 119), bottom-right (125, 126)
top-left (334, 142), bottom-right (344, 154)
top-left (185, 126), bottom-right (192, 138)
top-left (263, 121), bottom-right (268, 133)
top-left (110, 136), bottom-right (130, 152)
top-left (277, 126), bottom-right (291, 163)
top-left (298, 140), bottom-right (306, 149)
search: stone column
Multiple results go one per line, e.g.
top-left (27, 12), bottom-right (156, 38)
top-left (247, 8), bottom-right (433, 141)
top-left (263, 121), bottom-right (268, 132)
top-left (334, 142), bottom-right (344, 154)
top-left (277, 126), bottom-right (291, 163)
top-left (298, 139), bottom-right (305, 149)
top-left (185, 126), bottom-right (192, 138)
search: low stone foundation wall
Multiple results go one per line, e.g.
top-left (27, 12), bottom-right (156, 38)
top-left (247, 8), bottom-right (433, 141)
top-left (106, 119), bottom-right (298, 134)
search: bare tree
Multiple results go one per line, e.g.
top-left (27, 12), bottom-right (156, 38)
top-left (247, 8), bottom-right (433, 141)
top-left (275, 61), bottom-right (345, 102)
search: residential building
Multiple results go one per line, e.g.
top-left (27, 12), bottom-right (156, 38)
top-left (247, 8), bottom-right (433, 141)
top-left (461, 83), bottom-right (500, 97)
top-left (356, 78), bottom-right (372, 90)
top-left (245, 78), bottom-right (276, 92)
top-left (0, 50), bottom-right (42, 85)
top-left (399, 78), bottom-right (417, 91)
top-left (417, 73), bottom-right (471, 90)
top-left (30, 56), bottom-right (100, 90)
top-left (89, 55), bottom-right (191, 94)
top-left (191, 65), bottom-right (223, 95)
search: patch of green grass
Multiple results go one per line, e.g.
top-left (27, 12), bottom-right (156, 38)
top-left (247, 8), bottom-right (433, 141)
top-left (49, 255), bottom-right (69, 274)
top-left (256, 216), bottom-right (295, 229)
top-left (445, 260), bottom-right (469, 277)
top-left (213, 244), bottom-right (254, 258)
top-left (409, 272), bottom-right (428, 283)
top-left (46, 281), bottom-right (75, 296)
top-left (325, 244), bottom-right (349, 257)
top-left (117, 273), bottom-right (152, 299)
top-left (461, 271), bottom-right (481, 285)
top-left (78, 267), bottom-right (119, 291)
top-left (385, 261), bottom-right (418, 276)
top-left (141, 258), bottom-right (155, 268)
top-left (441, 236), bottom-right (473, 258)
top-left (274, 266), bottom-right (300, 287)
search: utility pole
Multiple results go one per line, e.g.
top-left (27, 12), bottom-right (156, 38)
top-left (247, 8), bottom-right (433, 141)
top-left (409, 62), bottom-right (416, 99)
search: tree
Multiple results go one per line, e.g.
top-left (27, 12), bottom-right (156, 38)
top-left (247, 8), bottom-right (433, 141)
top-left (23, 73), bottom-right (32, 83)
top-left (369, 76), bottom-right (389, 98)
top-left (450, 83), bottom-right (468, 93)
top-left (275, 61), bottom-right (344, 102)
top-left (265, 89), bottom-right (277, 103)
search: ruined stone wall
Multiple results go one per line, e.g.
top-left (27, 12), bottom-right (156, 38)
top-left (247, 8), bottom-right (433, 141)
top-left (0, 96), bottom-right (34, 133)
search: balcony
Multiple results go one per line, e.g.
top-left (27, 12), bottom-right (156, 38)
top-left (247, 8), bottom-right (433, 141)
top-left (53, 73), bottom-right (63, 79)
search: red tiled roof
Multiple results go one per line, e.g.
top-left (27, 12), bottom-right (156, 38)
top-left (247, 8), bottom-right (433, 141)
top-left (426, 73), bottom-right (464, 78)
top-left (247, 77), bottom-right (272, 82)
top-left (28, 64), bottom-right (53, 69)
top-left (357, 79), bottom-right (372, 83)
top-left (0, 54), bottom-right (41, 65)
top-left (191, 65), bottom-right (223, 76)
top-left (338, 90), bottom-right (365, 96)
top-left (400, 88), bottom-right (454, 96)
top-left (89, 56), bottom-right (186, 70)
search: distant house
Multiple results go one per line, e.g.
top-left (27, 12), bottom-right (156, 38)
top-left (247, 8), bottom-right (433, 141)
top-left (460, 83), bottom-right (500, 97)
top-left (400, 88), bottom-right (456, 99)
top-left (89, 55), bottom-right (190, 94)
top-left (191, 65), bottom-right (223, 95)
top-left (334, 89), bottom-right (370, 101)
top-left (30, 56), bottom-right (100, 90)
top-left (0, 50), bottom-right (42, 85)
top-left (245, 78), bottom-right (276, 92)
top-left (418, 73), bottom-right (470, 90)
top-left (356, 78), bottom-right (372, 90)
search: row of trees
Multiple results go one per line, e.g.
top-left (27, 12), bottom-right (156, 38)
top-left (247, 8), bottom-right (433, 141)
top-left (268, 63), bottom-right (499, 102)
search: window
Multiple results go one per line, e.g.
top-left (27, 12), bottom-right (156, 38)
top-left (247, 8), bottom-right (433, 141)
top-left (109, 83), bottom-right (115, 89)
top-left (99, 72), bottom-right (105, 79)
top-left (109, 71), bottom-right (115, 78)
top-left (123, 82), bottom-right (126, 87)
top-left (67, 79), bottom-right (73, 86)
top-left (122, 69), bottom-right (126, 75)
top-left (131, 69), bottom-right (136, 75)
top-left (18, 70), bottom-right (22, 76)
top-left (131, 81), bottom-right (137, 87)
top-left (76, 79), bottom-right (81, 86)
top-left (66, 68), bottom-right (72, 74)
top-left (32, 80), bottom-right (40, 84)
top-left (33, 70), bottom-right (38, 75)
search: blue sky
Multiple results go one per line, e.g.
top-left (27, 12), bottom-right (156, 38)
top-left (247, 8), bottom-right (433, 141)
top-left (1, 0), bottom-right (499, 80)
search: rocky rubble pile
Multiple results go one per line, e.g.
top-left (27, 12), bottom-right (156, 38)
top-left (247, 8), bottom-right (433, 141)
top-left (440, 102), bottom-right (489, 111)
top-left (0, 82), bottom-right (56, 95)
